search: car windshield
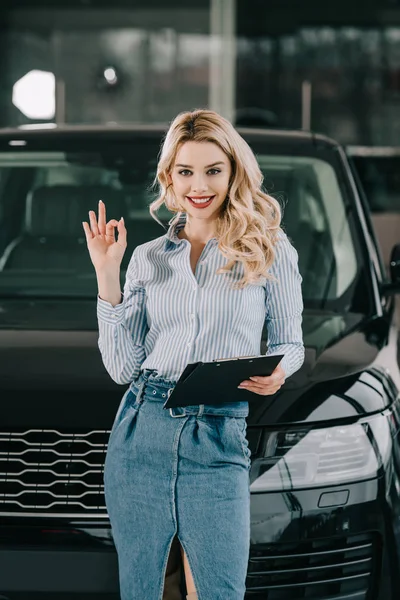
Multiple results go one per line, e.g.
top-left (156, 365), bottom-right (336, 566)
top-left (0, 135), bottom-right (363, 311)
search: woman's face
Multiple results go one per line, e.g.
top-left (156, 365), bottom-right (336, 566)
top-left (169, 141), bottom-right (232, 222)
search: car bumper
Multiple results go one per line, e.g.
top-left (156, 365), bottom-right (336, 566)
top-left (1, 479), bottom-right (399, 599)
top-left (0, 521), bottom-right (119, 599)
top-left (246, 478), bottom-right (398, 599)
top-left (0, 547), bottom-right (119, 598)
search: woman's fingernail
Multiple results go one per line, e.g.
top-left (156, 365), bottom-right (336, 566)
top-left (99, 199), bottom-right (103, 204)
top-left (121, 216), bottom-right (124, 223)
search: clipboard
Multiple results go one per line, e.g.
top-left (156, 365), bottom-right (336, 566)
top-left (163, 354), bottom-right (284, 409)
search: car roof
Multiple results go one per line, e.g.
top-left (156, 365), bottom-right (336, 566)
top-left (0, 122), bottom-right (340, 149)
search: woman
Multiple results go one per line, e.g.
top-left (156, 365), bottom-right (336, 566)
top-left (82, 109), bottom-right (304, 600)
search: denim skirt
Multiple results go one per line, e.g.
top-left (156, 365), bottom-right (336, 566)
top-left (104, 370), bottom-right (251, 600)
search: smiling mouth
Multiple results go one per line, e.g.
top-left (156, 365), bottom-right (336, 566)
top-left (186, 195), bottom-right (215, 208)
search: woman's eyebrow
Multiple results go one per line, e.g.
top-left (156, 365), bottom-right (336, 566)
top-left (175, 161), bottom-right (225, 169)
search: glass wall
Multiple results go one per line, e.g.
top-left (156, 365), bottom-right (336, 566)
top-left (0, 5), bottom-right (212, 127)
top-left (2, 2), bottom-right (400, 146)
top-left (236, 26), bottom-right (400, 146)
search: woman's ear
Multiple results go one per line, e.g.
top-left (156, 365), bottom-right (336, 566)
top-left (166, 172), bottom-right (173, 186)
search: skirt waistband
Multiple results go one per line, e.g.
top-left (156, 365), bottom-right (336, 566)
top-left (130, 369), bottom-right (249, 418)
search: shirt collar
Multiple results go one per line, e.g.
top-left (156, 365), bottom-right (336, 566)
top-left (164, 213), bottom-right (187, 249)
top-left (164, 213), bottom-right (219, 250)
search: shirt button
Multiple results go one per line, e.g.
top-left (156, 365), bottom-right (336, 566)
top-left (187, 342), bottom-right (191, 347)
top-left (190, 313), bottom-right (195, 319)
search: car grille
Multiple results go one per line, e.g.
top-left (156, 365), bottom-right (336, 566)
top-left (0, 428), bottom-right (109, 514)
top-left (245, 532), bottom-right (379, 599)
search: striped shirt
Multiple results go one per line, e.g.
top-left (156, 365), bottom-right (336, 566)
top-left (97, 216), bottom-right (304, 385)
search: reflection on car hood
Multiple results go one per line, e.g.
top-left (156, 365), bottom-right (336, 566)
top-left (0, 300), bottom-right (394, 427)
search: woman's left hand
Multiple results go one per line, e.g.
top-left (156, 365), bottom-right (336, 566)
top-left (238, 363), bottom-right (285, 396)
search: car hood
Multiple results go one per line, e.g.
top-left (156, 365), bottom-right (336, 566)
top-left (0, 299), bottom-right (395, 428)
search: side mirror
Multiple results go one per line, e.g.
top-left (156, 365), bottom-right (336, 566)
top-left (382, 243), bottom-right (400, 295)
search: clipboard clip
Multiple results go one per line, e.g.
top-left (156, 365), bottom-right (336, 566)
top-left (212, 355), bottom-right (259, 362)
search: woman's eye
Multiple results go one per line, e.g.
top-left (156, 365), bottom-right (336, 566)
top-left (177, 168), bottom-right (221, 176)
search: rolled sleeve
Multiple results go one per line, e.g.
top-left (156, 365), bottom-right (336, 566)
top-left (97, 294), bottom-right (125, 325)
top-left (265, 230), bottom-right (305, 379)
top-left (97, 250), bottom-right (149, 384)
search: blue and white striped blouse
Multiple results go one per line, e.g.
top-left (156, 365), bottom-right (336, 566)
top-left (97, 216), bottom-right (305, 385)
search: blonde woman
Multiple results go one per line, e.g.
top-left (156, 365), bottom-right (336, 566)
top-left (82, 109), bottom-right (304, 600)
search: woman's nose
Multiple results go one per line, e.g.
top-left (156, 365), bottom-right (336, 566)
top-left (191, 174), bottom-right (208, 193)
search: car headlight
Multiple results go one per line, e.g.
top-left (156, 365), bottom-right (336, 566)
top-left (250, 416), bottom-right (391, 492)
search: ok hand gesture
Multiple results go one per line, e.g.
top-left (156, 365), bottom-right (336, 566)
top-left (82, 200), bottom-right (127, 273)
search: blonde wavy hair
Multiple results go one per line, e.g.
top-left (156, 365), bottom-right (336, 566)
top-left (149, 109), bottom-right (282, 288)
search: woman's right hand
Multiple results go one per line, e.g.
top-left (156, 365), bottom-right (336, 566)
top-left (82, 200), bottom-right (127, 273)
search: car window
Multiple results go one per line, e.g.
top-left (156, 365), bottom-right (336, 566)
top-left (259, 155), bottom-right (358, 301)
top-left (350, 155), bottom-right (400, 213)
top-left (0, 144), bottom-right (363, 312)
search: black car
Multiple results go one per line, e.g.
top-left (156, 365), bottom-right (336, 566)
top-left (0, 124), bottom-right (400, 600)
